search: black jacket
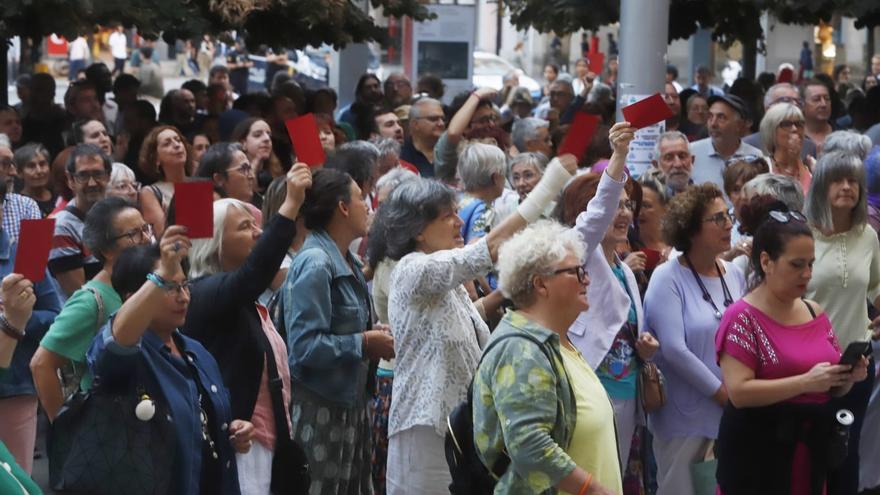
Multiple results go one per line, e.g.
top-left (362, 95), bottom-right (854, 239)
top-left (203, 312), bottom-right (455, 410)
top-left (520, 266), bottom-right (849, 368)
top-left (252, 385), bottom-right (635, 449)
top-left (182, 213), bottom-right (296, 421)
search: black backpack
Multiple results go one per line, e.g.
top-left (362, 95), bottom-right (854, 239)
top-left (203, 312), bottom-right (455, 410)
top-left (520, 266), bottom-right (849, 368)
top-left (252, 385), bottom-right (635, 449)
top-left (445, 331), bottom-right (562, 494)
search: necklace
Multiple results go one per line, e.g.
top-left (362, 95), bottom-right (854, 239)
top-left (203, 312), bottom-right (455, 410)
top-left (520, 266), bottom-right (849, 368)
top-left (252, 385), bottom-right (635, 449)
top-left (683, 253), bottom-right (733, 319)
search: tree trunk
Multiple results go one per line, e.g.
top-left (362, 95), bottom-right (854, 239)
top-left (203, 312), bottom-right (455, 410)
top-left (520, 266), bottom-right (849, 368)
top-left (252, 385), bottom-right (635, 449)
top-left (742, 36), bottom-right (757, 81)
top-left (0, 38), bottom-right (8, 107)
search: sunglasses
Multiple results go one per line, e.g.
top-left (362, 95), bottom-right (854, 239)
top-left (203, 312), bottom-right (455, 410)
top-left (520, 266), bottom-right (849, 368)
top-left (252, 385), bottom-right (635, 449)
top-left (768, 210), bottom-right (806, 224)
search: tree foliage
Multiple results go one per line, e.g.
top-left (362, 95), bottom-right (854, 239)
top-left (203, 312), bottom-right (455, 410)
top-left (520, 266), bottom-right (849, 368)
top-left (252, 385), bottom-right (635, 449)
top-left (0, 0), bottom-right (433, 48)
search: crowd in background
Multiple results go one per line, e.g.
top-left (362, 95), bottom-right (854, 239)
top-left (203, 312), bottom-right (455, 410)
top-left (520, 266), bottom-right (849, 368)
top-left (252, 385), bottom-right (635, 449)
top-left (0, 31), bottom-right (879, 495)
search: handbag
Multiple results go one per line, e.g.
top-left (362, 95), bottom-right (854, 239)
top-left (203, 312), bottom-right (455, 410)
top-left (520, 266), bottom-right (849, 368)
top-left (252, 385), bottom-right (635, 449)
top-left (48, 387), bottom-right (176, 494)
top-left (255, 310), bottom-right (310, 494)
top-left (58, 286), bottom-right (105, 400)
top-left (690, 440), bottom-right (718, 495)
top-left (637, 360), bottom-right (666, 413)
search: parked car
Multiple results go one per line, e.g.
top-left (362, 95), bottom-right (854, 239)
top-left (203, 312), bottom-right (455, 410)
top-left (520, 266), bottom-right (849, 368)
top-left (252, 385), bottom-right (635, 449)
top-left (473, 51), bottom-right (541, 97)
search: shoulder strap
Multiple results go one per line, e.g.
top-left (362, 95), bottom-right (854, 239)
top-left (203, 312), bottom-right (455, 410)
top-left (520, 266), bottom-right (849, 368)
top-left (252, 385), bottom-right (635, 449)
top-left (82, 286), bottom-right (105, 331)
top-left (253, 307), bottom-right (291, 448)
top-left (801, 298), bottom-right (817, 319)
top-left (147, 184), bottom-right (164, 207)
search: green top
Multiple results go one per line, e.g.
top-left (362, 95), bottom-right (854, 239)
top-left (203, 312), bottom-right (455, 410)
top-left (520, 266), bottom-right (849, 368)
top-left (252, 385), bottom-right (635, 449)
top-left (473, 310), bottom-right (577, 494)
top-left (39, 280), bottom-right (122, 390)
top-left (0, 368), bottom-right (43, 494)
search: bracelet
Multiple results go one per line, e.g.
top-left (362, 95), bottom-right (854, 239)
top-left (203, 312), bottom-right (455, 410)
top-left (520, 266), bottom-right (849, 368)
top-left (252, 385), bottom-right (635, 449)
top-left (577, 472), bottom-right (593, 495)
top-left (146, 272), bottom-right (172, 290)
top-left (0, 314), bottom-right (25, 341)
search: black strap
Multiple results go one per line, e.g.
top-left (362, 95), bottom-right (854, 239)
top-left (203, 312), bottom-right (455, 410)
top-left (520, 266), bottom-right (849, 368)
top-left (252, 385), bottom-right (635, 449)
top-left (254, 307), bottom-right (292, 449)
top-left (802, 298), bottom-right (817, 319)
top-left (683, 254), bottom-right (733, 317)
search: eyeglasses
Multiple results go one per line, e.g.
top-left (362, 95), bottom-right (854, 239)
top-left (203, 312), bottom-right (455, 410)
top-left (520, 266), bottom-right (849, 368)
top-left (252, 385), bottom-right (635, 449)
top-left (704, 211), bottom-right (733, 228)
top-left (618, 199), bottom-right (636, 211)
top-left (778, 120), bottom-right (805, 130)
top-left (111, 224), bottom-right (153, 243)
top-left (112, 181), bottom-right (141, 191)
top-left (472, 115), bottom-right (498, 126)
top-left (0, 158), bottom-right (12, 169)
top-left (227, 162), bottom-right (253, 175)
top-left (162, 280), bottom-right (191, 295)
top-left (416, 115), bottom-right (445, 123)
top-left (768, 210), bottom-right (806, 224)
top-left (770, 96), bottom-right (802, 107)
top-left (552, 265), bottom-right (587, 284)
top-left (72, 170), bottom-right (109, 184)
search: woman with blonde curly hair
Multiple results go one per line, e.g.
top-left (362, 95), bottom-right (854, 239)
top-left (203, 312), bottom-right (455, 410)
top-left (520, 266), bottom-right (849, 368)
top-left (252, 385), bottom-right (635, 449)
top-left (643, 182), bottom-right (747, 495)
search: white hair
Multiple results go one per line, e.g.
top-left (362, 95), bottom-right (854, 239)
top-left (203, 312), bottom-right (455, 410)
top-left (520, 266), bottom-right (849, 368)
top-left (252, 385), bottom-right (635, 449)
top-left (458, 142), bottom-right (506, 192)
top-left (763, 82), bottom-right (799, 109)
top-left (497, 220), bottom-right (586, 307)
top-left (188, 198), bottom-right (253, 278)
top-left (653, 131), bottom-right (689, 158)
top-left (821, 131), bottom-right (873, 160)
top-left (511, 118), bottom-right (549, 153)
top-left (109, 162), bottom-right (136, 185)
top-left (376, 166), bottom-right (417, 193)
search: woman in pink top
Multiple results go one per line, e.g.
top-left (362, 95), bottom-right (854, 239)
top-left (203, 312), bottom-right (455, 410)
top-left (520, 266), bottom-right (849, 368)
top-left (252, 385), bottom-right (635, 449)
top-left (714, 195), bottom-right (869, 495)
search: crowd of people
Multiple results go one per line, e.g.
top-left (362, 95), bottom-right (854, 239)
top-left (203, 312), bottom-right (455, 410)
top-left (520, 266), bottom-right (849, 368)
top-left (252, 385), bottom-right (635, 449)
top-left (0, 35), bottom-right (879, 495)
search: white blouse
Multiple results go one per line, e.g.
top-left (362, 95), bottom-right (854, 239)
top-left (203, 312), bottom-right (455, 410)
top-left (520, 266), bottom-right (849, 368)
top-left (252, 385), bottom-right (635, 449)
top-left (387, 238), bottom-right (493, 437)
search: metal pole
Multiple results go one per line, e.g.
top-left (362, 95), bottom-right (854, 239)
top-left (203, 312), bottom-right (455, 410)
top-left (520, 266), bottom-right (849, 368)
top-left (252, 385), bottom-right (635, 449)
top-left (616, 0), bottom-right (670, 121)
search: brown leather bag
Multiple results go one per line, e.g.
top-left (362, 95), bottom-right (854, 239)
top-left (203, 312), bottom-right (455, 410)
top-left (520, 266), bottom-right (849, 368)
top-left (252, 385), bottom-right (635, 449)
top-left (638, 360), bottom-right (666, 413)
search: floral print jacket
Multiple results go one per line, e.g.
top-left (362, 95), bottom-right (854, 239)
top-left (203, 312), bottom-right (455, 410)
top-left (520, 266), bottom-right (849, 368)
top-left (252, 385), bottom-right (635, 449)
top-left (473, 310), bottom-right (577, 494)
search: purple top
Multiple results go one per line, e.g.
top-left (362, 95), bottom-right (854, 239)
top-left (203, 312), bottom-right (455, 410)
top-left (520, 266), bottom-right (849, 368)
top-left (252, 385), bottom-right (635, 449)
top-left (715, 299), bottom-right (841, 405)
top-left (643, 256), bottom-right (746, 440)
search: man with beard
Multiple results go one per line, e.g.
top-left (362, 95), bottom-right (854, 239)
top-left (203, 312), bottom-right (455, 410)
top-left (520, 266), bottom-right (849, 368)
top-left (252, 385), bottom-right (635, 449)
top-left (48, 144), bottom-right (110, 297)
top-left (339, 73), bottom-right (384, 139)
top-left (384, 72), bottom-right (414, 108)
top-left (651, 131), bottom-right (695, 196)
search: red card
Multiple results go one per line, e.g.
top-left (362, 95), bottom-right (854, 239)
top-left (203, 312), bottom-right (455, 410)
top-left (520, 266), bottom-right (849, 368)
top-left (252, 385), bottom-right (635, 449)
top-left (588, 52), bottom-right (605, 74)
top-left (14, 219), bottom-right (55, 282)
top-left (557, 112), bottom-right (600, 163)
top-left (285, 113), bottom-right (326, 167)
top-left (621, 93), bottom-right (675, 129)
top-left (174, 181), bottom-right (215, 238)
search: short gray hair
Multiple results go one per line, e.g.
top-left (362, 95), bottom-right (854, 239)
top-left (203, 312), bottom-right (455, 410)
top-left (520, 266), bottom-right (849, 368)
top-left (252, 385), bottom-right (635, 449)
top-left (742, 173), bottom-right (804, 212)
top-left (653, 131), bottom-right (689, 158)
top-left (371, 136), bottom-right (401, 159)
top-left (109, 162), bottom-right (136, 185)
top-left (639, 168), bottom-right (670, 206)
top-left (458, 143), bottom-right (505, 192)
top-left (763, 82), bottom-right (799, 109)
top-left (508, 152), bottom-right (548, 180)
top-left (375, 166), bottom-right (417, 194)
top-left (409, 97), bottom-right (443, 121)
top-left (497, 220), bottom-right (586, 308)
top-left (511, 118), bottom-right (549, 153)
top-left (759, 103), bottom-right (804, 155)
top-left (821, 131), bottom-right (873, 160)
top-left (806, 151), bottom-right (867, 232)
top-left (189, 198), bottom-right (253, 278)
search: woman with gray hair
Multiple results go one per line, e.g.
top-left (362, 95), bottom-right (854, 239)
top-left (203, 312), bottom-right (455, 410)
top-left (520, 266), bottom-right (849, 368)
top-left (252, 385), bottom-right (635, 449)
top-left (760, 103), bottom-right (813, 194)
top-left (508, 151), bottom-right (549, 202)
top-left (820, 130), bottom-right (873, 160)
top-left (13, 142), bottom-right (55, 216)
top-left (472, 220), bottom-right (621, 495)
top-left (804, 150), bottom-right (880, 495)
top-left (459, 142), bottom-right (520, 246)
top-left (383, 149), bottom-right (578, 493)
top-left (181, 164), bottom-right (312, 494)
top-left (107, 163), bottom-right (140, 205)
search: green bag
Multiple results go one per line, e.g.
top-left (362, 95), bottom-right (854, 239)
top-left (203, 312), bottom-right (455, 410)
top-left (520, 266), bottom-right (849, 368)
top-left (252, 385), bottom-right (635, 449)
top-left (690, 441), bottom-right (718, 495)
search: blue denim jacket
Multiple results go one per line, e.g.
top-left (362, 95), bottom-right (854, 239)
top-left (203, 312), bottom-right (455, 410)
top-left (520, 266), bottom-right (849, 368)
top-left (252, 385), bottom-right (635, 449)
top-left (0, 229), bottom-right (62, 397)
top-left (87, 319), bottom-right (240, 495)
top-left (283, 229), bottom-right (372, 407)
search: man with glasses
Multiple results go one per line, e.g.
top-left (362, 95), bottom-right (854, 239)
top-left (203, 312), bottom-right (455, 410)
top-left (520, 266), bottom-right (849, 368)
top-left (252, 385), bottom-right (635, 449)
top-left (802, 79), bottom-right (834, 152)
top-left (743, 82), bottom-right (817, 160)
top-left (0, 135), bottom-right (41, 243)
top-left (433, 88), bottom-right (500, 182)
top-left (400, 97), bottom-right (446, 177)
top-left (384, 73), bottom-right (414, 109)
top-left (48, 144), bottom-right (111, 297)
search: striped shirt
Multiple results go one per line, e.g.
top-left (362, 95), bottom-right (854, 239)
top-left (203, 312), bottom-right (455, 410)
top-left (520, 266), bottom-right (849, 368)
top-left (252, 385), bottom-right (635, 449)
top-left (48, 206), bottom-right (101, 280)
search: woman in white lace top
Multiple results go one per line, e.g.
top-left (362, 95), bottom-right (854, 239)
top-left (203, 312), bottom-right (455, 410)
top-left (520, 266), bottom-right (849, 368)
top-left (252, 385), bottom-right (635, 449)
top-left (381, 150), bottom-right (577, 494)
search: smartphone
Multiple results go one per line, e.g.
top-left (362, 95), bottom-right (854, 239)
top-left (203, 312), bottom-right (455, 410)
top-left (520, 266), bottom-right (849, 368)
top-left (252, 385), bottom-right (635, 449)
top-left (839, 341), bottom-right (871, 367)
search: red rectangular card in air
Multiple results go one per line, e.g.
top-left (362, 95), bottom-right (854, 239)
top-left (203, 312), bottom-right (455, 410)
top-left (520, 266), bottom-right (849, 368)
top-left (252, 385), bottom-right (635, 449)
top-left (285, 113), bottom-right (326, 167)
top-left (557, 112), bottom-right (600, 163)
top-left (174, 181), bottom-right (215, 238)
top-left (621, 93), bottom-right (675, 129)
top-left (588, 52), bottom-right (605, 74)
top-left (14, 219), bottom-right (55, 282)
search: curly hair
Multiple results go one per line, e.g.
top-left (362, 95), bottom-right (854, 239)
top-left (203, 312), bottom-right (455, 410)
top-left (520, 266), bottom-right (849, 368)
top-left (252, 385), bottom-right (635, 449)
top-left (661, 182), bottom-right (724, 252)
top-left (138, 125), bottom-right (193, 183)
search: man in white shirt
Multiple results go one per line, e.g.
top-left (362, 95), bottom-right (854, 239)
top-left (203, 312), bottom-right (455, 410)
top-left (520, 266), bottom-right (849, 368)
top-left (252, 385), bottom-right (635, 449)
top-left (68, 36), bottom-right (89, 82)
top-left (689, 94), bottom-right (762, 196)
top-left (108, 25), bottom-right (128, 77)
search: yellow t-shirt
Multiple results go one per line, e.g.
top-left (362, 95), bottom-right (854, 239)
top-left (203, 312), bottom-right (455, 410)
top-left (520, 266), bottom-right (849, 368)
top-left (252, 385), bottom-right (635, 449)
top-left (560, 345), bottom-right (623, 494)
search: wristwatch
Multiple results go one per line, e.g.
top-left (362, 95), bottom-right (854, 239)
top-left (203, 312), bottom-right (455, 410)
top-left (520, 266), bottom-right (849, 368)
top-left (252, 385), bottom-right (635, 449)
top-left (0, 314), bottom-right (24, 341)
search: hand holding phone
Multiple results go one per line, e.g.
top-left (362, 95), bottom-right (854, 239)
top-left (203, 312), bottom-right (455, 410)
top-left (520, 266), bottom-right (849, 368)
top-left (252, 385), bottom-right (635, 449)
top-left (839, 341), bottom-right (871, 368)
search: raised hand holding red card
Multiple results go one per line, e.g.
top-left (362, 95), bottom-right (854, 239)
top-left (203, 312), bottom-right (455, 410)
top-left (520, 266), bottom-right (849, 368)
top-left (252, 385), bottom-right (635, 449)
top-left (285, 113), bottom-right (326, 167)
top-left (174, 181), bottom-right (214, 238)
top-left (621, 93), bottom-right (675, 129)
top-left (557, 112), bottom-right (600, 163)
top-left (14, 219), bottom-right (55, 282)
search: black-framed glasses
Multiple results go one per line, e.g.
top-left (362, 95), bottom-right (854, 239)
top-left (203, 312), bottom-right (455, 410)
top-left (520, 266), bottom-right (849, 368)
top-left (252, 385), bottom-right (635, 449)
top-left (768, 210), bottom-right (806, 224)
top-left (552, 265), bottom-right (587, 284)
top-left (778, 120), bottom-right (805, 130)
top-left (703, 211), bottom-right (733, 228)
top-left (111, 224), bottom-right (152, 243)
top-left (72, 170), bottom-right (109, 184)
